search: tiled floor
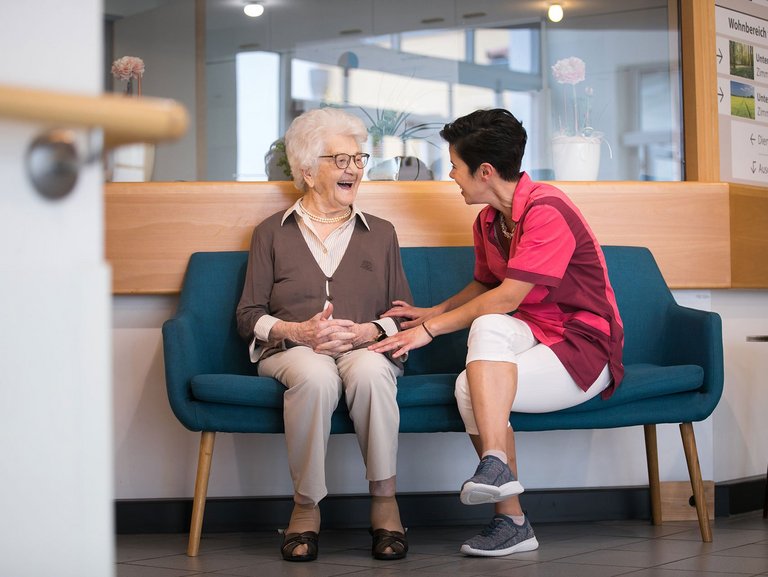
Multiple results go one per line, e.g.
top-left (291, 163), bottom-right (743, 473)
top-left (117, 512), bottom-right (768, 576)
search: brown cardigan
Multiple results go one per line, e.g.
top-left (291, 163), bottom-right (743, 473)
top-left (236, 211), bottom-right (413, 363)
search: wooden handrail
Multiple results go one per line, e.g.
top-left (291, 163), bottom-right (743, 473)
top-left (0, 84), bottom-right (188, 147)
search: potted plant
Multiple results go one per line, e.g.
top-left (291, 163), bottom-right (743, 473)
top-left (550, 56), bottom-right (607, 181)
top-left (358, 107), bottom-right (442, 180)
top-left (109, 56), bottom-right (155, 182)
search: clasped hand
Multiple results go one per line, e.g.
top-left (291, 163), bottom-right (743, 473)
top-left (293, 304), bottom-right (375, 358)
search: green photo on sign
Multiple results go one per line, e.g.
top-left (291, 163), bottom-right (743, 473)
top-left (729, 40), bottom-right (754, 80)
top-left (730, 80), bottom-right (755, 120)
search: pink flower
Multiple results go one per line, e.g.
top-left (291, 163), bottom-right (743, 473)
top-left (551, 57), bottom-right (585, 85)
top-left (551, 57), bottom-right (596, 136)
top-left (111, 56), bottom-right (145, 81)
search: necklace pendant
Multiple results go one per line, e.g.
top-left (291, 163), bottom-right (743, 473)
top-left (498, 212), bottom-right (515, 239)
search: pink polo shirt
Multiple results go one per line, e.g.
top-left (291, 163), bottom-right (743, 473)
top-left (473, 172), bottom-right (624, 398)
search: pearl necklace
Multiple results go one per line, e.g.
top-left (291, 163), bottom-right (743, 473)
top-left (498, 212), bottom-right (516, 239)
top-left (299, 199), bottom-right (352, 224)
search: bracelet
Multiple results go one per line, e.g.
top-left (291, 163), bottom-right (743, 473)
top-left (421, 322), bottom-right (435, 340)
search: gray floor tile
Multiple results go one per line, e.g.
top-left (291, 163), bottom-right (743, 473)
top-left (116, 564), bottom-right (205, 577)
top-left (486, 562), bottom-right (637, 577)
top-left (212, 559), bottom-right (379, 577)
top-left (113, 512), bottom-right (768, 577)
top-left (381, 556), bottom-right (535, 574)
top-left (658, 553), bottom-right (768, 574)
top-left (611, 570), bottom-right (748, 577)
top-left (549, 548), bottom-right (674, 568)
top-left (609, 536), bottom-right (713, 557)
top-left (713, 543), bottom-right (768, 558)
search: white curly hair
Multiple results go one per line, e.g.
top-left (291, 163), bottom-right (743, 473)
top-left (284, 108), bottom-right (368, 192)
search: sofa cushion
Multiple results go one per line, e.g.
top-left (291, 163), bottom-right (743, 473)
top-left (191, 374), bottom-right (284, 408)
top-left (190, 363), bottom-right (701, 415)
top-left (557, 363), bottom-right (703, 414)
top-left (191, 372), bottom-right (460, 409)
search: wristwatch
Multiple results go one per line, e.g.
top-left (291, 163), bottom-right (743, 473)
top-left (372, 322), bottom-right (387, 342)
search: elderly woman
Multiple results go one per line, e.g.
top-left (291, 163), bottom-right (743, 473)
top-left (236, 108), bottom-right (412, 562)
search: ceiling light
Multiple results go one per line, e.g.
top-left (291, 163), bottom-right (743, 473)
top-left (548, 3), bottom-right (564, 23)
top-left (243, 3), bottom-right (264, 17)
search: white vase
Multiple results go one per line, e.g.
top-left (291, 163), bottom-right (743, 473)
top-left (109, 143), bottom-right (156, 182)
top-left (551, 134), bottom-right (602, 181)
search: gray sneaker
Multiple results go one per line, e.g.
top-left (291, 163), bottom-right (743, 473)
top-left (460, 515), bottom-right (539, 557)
top-left (460, 455), bottom-right (524, 505)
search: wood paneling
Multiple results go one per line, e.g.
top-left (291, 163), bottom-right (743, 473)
top-left (660, 480), bottom-right (715, 521)
top-left (106, 180), bottom-right (731, 294)
top-left (680, 0), bottom-right (720, 182)
top-left (730, 184), bottom-right (768, 288)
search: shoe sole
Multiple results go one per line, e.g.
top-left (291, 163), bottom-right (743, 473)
top-left (460, 536), bottom-right (539, 557)
top-left (460, 480), bottom-right (524, 505)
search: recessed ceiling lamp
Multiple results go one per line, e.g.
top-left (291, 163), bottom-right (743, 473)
top-left (243, 3), bottom-right (264, 17)
top-left (548, 3), bottom-right (564, 23)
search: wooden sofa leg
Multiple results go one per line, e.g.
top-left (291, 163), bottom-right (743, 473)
top-left (644, 424), bottom-right (662, 526)
top-left (679, 422), bottom-right (713, 543)
top-left (187, 431), bottom-right (216, 557)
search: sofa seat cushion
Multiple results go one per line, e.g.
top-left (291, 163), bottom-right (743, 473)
top-left (190, 373), bottom-right (460, 409)
top-left (191, 365), bottom-right (701, 413)
top-left (191, 374), bottom-right (285, 408)
top-left (558, 363), bottom-right (704, 414)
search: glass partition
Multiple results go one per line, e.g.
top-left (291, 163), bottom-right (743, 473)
top-left (107, 0), bottom-right (681, 182)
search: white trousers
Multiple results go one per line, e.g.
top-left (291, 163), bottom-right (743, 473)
top-left (258, 347), bottom-right (402, 505)
top-left (455, 314), bottom-right (611, 435)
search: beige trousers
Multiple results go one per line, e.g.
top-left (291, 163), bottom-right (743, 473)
top-left (258, 346), bottom-right (402, 506)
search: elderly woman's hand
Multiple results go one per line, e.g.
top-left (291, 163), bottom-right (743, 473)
top-left (315, 321), bottom-right (381, 357)
top-left (381, 300), bottom-right (440, 330)
top-left (277, 305), bottom-right (355, 356)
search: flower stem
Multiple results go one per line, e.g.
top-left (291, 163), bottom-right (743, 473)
top-left (572, 84), bottom-right (578, 136)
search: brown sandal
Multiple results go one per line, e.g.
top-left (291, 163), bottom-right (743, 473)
top-left (281, 531), bottom-right (318, 562)
top-left (371, 528), bottom-right (408, 560)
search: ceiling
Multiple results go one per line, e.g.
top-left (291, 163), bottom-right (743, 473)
top-left (106, 0), bottom-right (669, 21)
top-left (106, 0), bottom-right (671, 61)
top-left (205, 0), bottom-right (668, 27)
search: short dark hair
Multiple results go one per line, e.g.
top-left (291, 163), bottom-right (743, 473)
top-left (440, 109), bottom-right (527, 181)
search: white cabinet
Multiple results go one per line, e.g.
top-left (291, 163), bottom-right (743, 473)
top-left (269, 0), bottom-right (374, 51)
top-left (373, 0), bottom-right (456, 35)
top-left (455, 0), bottom-right (529, 27)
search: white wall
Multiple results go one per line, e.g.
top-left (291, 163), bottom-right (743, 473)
top-left (113, 289), bottom-right (768, 501)
top-left (710, 290), bottom-right (768, 482)
top-left (0, 2), bottom-right (113, 575)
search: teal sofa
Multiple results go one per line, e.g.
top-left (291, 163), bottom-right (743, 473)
top-left (163, 246), bottom-right (724, 555)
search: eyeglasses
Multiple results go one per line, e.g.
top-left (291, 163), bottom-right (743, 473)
top-left (318, 152), bottom-right (370, 169)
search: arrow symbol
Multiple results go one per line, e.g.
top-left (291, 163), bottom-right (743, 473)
top-left (717, 48), bottom-right (723, 63)
top-left (752, 161), bottom-right (757, 173)
top-left (751, 133), bottom-right (756, 145)
top-left (718, 86), bottom-right (724, 102)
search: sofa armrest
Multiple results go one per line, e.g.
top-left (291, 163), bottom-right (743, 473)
top-left (162, 313), bottom-right (206, 431)
top-left (661, 303), bottom-right (724, 418)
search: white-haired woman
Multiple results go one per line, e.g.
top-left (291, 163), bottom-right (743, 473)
top-left (237, 107), bottom-right (412, 562)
